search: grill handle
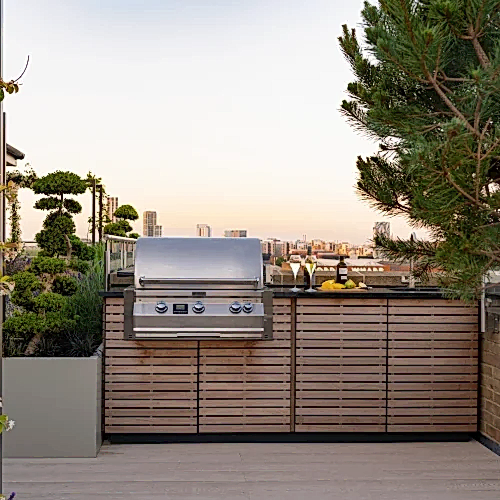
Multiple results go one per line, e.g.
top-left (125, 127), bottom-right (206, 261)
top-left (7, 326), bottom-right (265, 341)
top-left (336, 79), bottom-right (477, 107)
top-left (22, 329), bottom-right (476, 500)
top-left (138, 276), bottom-right (260, 287)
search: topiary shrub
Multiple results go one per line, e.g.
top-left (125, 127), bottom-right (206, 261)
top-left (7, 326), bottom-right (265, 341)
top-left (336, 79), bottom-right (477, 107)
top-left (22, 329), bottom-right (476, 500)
top-left (4, 312), bottom-right (44, 342)
top-left (68, 259), bottom-right (90, 274)
top-left (32, 313), bottom-right (78, 357)
top-left (32, 292), bottom-right (66, 314)
top-left (104, 203), bottom-right (139, 238)
top-left (3, 312), bottom-right (45, 356)
top-left (30, 256), bottom-right (67, 276)
top-left (32, 171), bottom-right (87, 258)
top-left (10, 271), bottom-right (41, 310)
top-left (52, 275), bottom-right (78, 296)
top-left (68, 235), bottom-right (95, 261)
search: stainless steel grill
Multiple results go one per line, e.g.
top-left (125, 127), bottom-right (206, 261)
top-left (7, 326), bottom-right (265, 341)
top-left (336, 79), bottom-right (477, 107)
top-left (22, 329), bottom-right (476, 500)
top-left (124, 237), bottom-right (273, 340)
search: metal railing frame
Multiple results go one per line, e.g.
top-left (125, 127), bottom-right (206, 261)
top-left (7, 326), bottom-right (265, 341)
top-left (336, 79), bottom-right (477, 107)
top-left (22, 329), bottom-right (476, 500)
top-left (103, 235), bottom-right (137, 291)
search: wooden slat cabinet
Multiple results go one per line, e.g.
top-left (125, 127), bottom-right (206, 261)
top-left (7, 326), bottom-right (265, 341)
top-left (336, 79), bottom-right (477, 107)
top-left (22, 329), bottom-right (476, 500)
top-left (387, 299), bottom-right (478, 433)
top-left (198, 298), bottom-right (292, 433)
top-left (103, 294), bottom-right (479, 435)
top-left (295, 298), bottom-right (387, 432)
top-left (104, 298), bottom-right (198, 434)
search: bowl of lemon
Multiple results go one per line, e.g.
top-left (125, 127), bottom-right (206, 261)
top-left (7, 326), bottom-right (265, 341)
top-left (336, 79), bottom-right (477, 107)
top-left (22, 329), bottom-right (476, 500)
top-left (319, 279), bottom-right (368, 291)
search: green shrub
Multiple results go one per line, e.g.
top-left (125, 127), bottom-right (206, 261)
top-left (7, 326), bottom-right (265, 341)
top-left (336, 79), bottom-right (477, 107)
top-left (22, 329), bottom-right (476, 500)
top-left (10, 271), bottom-right (41, 309)
top-left (30, 256), bottom-right (67, 275)
top-left (32, 293), bottom-right (66, 313)
top-left (69, 235), bottom-right (95, 261)
top-left (68, 259), bottom-right (91, 274)
top-left (52, 275), bottom-right (78, 296)
top-left (43, 312), bottom-right (77, 338)
top-left (35, 229), bottom-right (72, 258)
top-left (4, 241), bottom-right (105, 358)
top-left (3, 312), bottom-right (45, 341)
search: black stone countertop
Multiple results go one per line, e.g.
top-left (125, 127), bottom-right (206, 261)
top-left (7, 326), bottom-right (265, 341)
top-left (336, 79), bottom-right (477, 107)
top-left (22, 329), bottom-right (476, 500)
top-left (271, 287), bottom-right (445, 299)
top-left (100, 286), bottom-right (446, 300)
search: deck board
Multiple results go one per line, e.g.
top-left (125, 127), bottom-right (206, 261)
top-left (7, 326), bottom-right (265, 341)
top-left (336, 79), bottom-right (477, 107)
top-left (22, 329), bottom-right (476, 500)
top-left (4, 441), bottom-right (500, 499)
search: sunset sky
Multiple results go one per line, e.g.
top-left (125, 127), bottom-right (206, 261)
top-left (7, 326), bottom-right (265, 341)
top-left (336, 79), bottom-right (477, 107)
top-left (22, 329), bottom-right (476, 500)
top-left (3, 0), bottom-right (421, 245)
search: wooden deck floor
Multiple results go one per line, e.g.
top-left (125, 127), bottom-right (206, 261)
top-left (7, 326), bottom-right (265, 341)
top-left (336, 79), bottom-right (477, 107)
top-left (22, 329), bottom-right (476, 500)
top-left (4, 440), bottom-right (500, 499)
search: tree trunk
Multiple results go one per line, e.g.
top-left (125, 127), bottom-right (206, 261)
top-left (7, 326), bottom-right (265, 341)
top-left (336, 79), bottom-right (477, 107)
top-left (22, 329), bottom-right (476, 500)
top-left (64, 234), bottom-right (72, 261)
top-left (24, 331), bottom-right (43, 356)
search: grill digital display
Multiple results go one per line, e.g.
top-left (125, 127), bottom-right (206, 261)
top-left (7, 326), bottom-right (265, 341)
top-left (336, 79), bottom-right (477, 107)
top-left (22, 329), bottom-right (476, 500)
top-left (173, 304), bottom-right (189, 314)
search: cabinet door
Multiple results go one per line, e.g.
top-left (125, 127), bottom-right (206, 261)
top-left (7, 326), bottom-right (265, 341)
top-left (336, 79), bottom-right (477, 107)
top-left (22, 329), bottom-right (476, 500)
top-left (387, 299), bottom-right (478, 433)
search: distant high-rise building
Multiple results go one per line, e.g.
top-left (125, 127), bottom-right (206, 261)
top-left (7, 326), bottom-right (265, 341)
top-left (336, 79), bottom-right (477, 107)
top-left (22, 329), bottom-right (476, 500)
top-left (107, 196), bottom-right (118, 223)
top-left (224, 230), bottom-right (247, 238)
top-left (373, 222), bottom-right (390, 258)
top-left (154, 225), bottom-right (162, 237)
top-left (197, 224), bottom-right (212, 237)
top-left (261, 240), bottom-right (272, 255)
top-left (373, 222), bottom-right (390, 239)
top-left (143, 211), bottom-right (157, 237)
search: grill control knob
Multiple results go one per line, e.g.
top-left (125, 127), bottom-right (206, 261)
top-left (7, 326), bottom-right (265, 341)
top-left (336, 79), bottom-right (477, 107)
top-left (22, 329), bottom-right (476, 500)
top-left (229, 301), bottom-right (242, 314)
top-left (243, 303), bottom-right (254, 314)
top-left (155, 301), bottom-right (168, 314)
top-left (192, 301), bottom-right (205, 314)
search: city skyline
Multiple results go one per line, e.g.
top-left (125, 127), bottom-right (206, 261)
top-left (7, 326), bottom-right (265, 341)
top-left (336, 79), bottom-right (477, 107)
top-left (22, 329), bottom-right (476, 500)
top-left (3, 1), bottom-right (421, 244)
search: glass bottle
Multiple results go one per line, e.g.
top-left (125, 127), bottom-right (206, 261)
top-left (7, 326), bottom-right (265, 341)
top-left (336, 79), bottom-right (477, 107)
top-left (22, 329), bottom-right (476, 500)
top-left (336, 255), bottom-right (348, 284)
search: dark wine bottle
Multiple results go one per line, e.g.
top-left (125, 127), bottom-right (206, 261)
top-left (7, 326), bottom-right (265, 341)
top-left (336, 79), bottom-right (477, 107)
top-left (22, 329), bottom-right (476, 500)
top-left (336, 256), bottom-right (348, 284)
top-left (303, 246), bottom-right (312, 289)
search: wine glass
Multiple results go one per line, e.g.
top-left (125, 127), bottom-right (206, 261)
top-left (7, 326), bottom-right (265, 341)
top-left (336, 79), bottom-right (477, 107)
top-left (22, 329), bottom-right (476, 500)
top-left (304, 261), bottom-right (317, 292)
top-left (290, 262), bottom-right (301, 292)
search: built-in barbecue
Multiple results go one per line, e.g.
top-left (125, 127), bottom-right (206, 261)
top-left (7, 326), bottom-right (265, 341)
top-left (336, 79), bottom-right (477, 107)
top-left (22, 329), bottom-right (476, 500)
top-left (124, 237), bottom-right (273, 340)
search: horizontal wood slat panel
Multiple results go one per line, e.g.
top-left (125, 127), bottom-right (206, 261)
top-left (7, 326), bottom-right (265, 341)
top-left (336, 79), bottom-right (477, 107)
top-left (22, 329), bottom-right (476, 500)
top-left (105, 425), bottom-right (196, 434)
top-left (387, 298), bottom-right (478, 433)
top-left (198, 298), bottom-right (292, 433)
top-left (104, 296), bottom-right (198, 434)
top-left (295, 297), bottom-right (386, 433)
top-left (104, 295), bottom-right (480, 436)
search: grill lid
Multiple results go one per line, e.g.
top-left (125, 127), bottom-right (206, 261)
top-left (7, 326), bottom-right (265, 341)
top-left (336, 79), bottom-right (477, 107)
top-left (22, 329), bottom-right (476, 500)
top-left (134, 237), bottom-right (263, 289)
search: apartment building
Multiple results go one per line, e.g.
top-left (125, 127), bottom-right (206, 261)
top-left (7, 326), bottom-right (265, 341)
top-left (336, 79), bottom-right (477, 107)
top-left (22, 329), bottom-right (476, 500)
top-left (196, 224), bottom-right (212, 237)
top-left (143, 211), bottom-right (157, 237)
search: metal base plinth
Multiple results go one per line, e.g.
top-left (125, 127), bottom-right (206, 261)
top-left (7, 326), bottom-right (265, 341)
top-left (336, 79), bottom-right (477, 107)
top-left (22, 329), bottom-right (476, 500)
top-left (105, 432), bottom-right (473, 445)
top-left (475, 432), bottom-right (500, 457)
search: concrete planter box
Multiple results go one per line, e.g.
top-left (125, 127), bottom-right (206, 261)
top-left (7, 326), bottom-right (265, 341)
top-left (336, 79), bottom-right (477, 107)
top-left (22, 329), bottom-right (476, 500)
top-left (2, 344), bottom-right (103, 458)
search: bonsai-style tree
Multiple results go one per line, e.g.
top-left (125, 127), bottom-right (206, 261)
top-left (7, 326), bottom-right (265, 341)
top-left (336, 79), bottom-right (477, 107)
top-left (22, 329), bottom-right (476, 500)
top-left (32, 171), bottom-right (87, 258)
top-left (339, 0), bottom-right (500, 300)
top-left (104, 204), bottom-right (139, 238)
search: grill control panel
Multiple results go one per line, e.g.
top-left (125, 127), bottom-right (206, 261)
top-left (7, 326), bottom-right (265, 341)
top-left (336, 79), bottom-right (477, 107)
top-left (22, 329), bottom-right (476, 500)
top-left (135, 301), bottom-right (261, 316)
top-left (124, 288), bottom-right (273, 340)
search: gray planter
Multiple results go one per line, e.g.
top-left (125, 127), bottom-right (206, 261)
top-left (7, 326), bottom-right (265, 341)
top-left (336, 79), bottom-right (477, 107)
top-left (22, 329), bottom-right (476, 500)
top-left (2, 344), bottom-right (103, 458)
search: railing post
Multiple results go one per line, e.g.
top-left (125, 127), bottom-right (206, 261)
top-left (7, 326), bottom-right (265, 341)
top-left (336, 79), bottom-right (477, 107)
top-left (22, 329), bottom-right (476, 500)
top-left (91, 179), bottom-right (96, 245)
top-left (104, 238), bottom-right (110, 292)
top-left (97, 184), bottom-right (103, 243)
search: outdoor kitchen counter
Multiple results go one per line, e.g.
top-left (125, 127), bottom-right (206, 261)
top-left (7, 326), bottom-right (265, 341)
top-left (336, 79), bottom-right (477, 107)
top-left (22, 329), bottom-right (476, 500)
top-left (102, 288), bottom-right (479, 436)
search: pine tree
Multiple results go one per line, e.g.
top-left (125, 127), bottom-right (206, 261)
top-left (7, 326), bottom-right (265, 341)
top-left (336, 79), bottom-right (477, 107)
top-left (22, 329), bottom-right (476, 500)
top-left (339, 0), bottom-right (500, 300)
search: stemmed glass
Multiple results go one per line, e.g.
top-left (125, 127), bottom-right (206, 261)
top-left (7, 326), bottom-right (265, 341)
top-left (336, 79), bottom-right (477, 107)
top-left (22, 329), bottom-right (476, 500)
top-left (290, 262), bottom-right (301, 292)
top-left (304, 261), bottom-right (317, 292)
